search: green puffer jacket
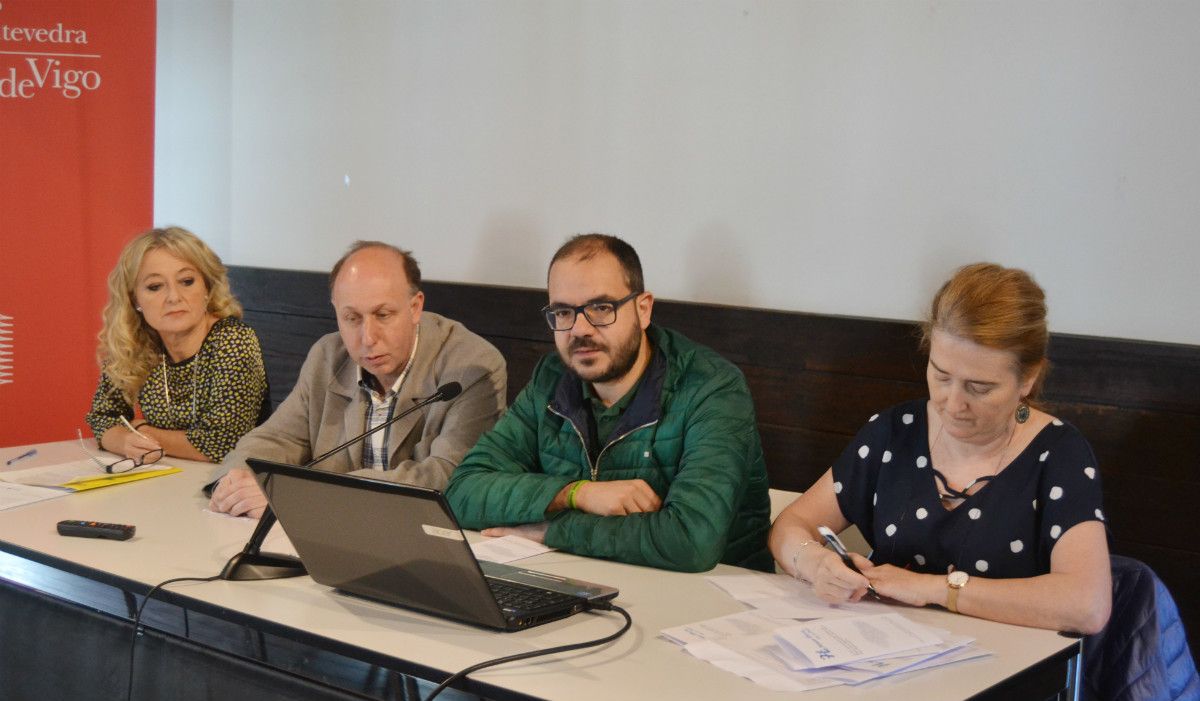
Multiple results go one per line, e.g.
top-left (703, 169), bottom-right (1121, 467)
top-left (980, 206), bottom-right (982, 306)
top-left (446, 325), bottom-right (772, 572)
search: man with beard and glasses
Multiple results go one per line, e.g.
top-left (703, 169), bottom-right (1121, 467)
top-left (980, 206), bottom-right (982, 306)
top-left (446, 234), bottom-right (771, 572)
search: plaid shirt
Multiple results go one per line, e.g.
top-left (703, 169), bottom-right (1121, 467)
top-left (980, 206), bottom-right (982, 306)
top-left (358, 328), bottom-right (419, 471)
top-left (360, 390), bottom-right (398, 471)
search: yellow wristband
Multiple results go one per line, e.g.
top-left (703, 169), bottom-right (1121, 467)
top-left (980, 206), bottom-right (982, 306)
top-left (566, 480), bottom-right (589, 510)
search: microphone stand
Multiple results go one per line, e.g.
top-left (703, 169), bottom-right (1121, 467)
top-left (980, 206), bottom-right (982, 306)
top-left (219, 383), bottom-right (461, 581)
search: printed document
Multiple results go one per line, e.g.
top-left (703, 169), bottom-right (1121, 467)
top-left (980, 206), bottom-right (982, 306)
top-left (773, 613), bottom-right (947, 669)
top-left (0, 481), bottom-right (67, 511)
top-left (707, 572), bottom-right (885, 619)
top-left (471, 535), bottom-right (555, 563)
top-left (1, 459), bottom-right (179, 490)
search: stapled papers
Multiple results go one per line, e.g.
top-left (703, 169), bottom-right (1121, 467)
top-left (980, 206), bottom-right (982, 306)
top-left (660, 573), bottom-right (991, 691)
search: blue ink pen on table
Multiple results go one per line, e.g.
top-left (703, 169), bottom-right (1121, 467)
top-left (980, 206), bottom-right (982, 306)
top-left (6, 448), bottom-right (37, 466)
top-left (817, 525), bottom-right (881, 600)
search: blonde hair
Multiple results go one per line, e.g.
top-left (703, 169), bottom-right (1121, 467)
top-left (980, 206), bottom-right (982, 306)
top-left (96, 227), bottom-right (242, 403)
top-left (920, 262), bottom-right (1049, 400)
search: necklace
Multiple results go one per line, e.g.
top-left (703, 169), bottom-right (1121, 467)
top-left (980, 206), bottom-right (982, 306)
top-left (929, 418), bottom-right (1017, 504)
top-left (161, 353), bottom-right (198, 425)
top-left (160, 316), bottom-right (215, 424)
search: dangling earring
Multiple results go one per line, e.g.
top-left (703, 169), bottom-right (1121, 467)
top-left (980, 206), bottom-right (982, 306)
top-left (1015, 401), bottom-right (1031, 424)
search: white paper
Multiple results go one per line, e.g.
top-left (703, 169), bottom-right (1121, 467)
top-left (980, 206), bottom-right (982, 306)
top-left (470, 534), bottom-right (555, 563)
top-left (707, 572), bottom-right (885, 619)
top-left (774, 613), bottom-right (945, 669)
top-left (706, 573), bottom-right (809, 601)
top-left (0, 458), bottom-right (162, 487)
top-left (660, 610), bottom-right (784, 646)
top-left (262, 521), bottom-right (299, 557)
top-left (683, 574), bottom-right (992, 691)
top-left (735, 631), bottom-right (868, 681)
top-left (856, 643), bottom-right (991, 680)
top-left (841, 635), bottom-right (978, 677)
top-left (742, 591), bottom-right (887, 620)
top-left (669, 609), bottom-right (988, 691)
top-left (0, 481), bottom-right (68, 511)
top-left (202, 507), bottom-right (299, 556)
top-left (684, 639), bottom-right (845, 692)
top-left (825, 644), bottom-right (992, 689)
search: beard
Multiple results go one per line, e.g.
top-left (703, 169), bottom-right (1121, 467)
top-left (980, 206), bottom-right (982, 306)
top-left (561, 328), bottom-right (643, 385)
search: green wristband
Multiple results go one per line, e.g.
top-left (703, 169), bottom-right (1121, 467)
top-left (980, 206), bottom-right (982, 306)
top-left (566, 480), bottom-right (589, 510)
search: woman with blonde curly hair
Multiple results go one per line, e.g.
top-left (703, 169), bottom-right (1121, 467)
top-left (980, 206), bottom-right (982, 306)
top-left (85, 227), bottom-right (269, 463)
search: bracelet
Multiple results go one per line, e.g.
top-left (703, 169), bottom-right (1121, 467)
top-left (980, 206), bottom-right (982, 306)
top-left (790, 540), bottom-right (819, 583)
top-left (131, 420), bottom-right (149, 430)
top-left (566, 480), bottom-right (589, 510)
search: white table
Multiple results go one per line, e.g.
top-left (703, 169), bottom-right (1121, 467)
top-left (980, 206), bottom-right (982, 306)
top-left (0, 439), bottom-right (1080, 700)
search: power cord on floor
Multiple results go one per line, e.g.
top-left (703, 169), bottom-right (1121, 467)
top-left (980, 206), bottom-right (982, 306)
top-left (423, 602), bottom-right (633, 701)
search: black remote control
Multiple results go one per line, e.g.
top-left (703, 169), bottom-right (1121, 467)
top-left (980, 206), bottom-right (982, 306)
top-left (56, 520), bottom-right (136, 541)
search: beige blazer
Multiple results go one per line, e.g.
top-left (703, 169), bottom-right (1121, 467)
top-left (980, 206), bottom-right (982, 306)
top-left (218, 312), bottom-right (506, 489)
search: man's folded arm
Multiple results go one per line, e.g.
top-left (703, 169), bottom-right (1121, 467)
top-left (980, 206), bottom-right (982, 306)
top-left (544, 374), bottom-right (757, 572)
top-left (446, 375), bottom-right (574, 528)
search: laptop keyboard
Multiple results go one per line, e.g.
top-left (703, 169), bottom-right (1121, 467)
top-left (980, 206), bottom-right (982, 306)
top-left (487, 577), bottom-right (580, 612)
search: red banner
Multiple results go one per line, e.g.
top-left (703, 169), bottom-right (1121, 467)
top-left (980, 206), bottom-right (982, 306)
top-left (0, 0), bottom-right (155, 445)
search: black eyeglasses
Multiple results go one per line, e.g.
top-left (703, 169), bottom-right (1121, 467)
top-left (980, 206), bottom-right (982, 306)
top-left (77, 429), bottom-right (164, 474)
top-left (541, 292), bottom-right (640, 332)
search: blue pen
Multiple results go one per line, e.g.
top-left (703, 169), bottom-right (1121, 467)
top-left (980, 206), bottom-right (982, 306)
top-left (6, 448), bottom-right (37, 466)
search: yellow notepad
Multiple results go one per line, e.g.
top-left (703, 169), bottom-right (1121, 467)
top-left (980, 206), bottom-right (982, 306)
top-left (62, 467), bottom-right (182, 491)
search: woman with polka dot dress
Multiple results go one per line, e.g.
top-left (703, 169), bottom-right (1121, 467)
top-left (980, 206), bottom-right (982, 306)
top-left (769, 263), bottom-right (1111, 635)
top-left (85, 227), bottom-right (269, 464)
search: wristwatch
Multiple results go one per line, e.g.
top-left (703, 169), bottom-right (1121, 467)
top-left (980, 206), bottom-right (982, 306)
top-left (946, 570), bottom-right (969, 613)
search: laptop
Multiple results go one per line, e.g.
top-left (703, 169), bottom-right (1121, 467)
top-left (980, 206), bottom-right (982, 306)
top-left (246, 459), bottom-right (619, 631)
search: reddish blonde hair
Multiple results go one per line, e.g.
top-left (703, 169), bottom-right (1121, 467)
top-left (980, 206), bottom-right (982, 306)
top-left (920, 263), bottom-right (1049, 399)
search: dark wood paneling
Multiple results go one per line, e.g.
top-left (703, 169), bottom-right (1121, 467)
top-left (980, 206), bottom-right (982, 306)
top-left (239, 310), bottom-right (336, 407)
top-left (1102, 472), bottom-right (1200, 553)
top-left (229, 267), bottom-right (332, 318)
top-left (757, 424), bottom-right (852, 492)
top-left (653, 301), bottom-right (929, 382)
top-left (483, 337), bottom-right (553, 403)
top-left (1047, 334), bottom-right (1200, 414)
top-left (227, 265), bottom-right (1200, 658)
top-left (1045, 402), bottom-right (1200, 485)
top-left (745, 365), bottom-right (925, 435)
top-left (422, 282), bottom-right (550, 343)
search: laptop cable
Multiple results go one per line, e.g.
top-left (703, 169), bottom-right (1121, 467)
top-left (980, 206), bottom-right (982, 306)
top-left (423, 601), bottom-right (633, 701)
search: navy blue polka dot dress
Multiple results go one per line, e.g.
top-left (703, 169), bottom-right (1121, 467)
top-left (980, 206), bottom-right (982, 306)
top-left (832, 400), bottom-right (1106, 578)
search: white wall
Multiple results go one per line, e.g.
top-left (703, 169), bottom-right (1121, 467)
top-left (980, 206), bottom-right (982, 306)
top-left (155, 0), bottom-right (233, 257)
top-left (155, 1), bottom-right (1200, 345)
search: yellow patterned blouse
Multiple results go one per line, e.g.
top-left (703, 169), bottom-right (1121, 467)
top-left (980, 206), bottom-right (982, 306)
top-left (85, 317), bottom-right (269, 461)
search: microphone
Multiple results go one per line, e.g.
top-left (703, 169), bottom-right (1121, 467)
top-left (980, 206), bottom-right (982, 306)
top-left (219, 382), bottom-right (464, 581)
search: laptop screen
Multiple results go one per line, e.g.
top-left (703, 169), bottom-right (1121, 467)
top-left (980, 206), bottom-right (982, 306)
top-left (250, 459), bottom-right (510, 629)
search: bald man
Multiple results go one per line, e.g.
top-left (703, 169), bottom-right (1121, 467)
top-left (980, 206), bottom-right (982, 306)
top-left (209, 241), bottom-right (506, 518)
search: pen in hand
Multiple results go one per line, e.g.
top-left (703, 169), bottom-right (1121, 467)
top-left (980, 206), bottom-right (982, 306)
top-left (120, 416), bottom-right (150, 439)
top-left (817, 525), bottom-right (881, 600)
top-left (6, 448), bottom-right (37, 466)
